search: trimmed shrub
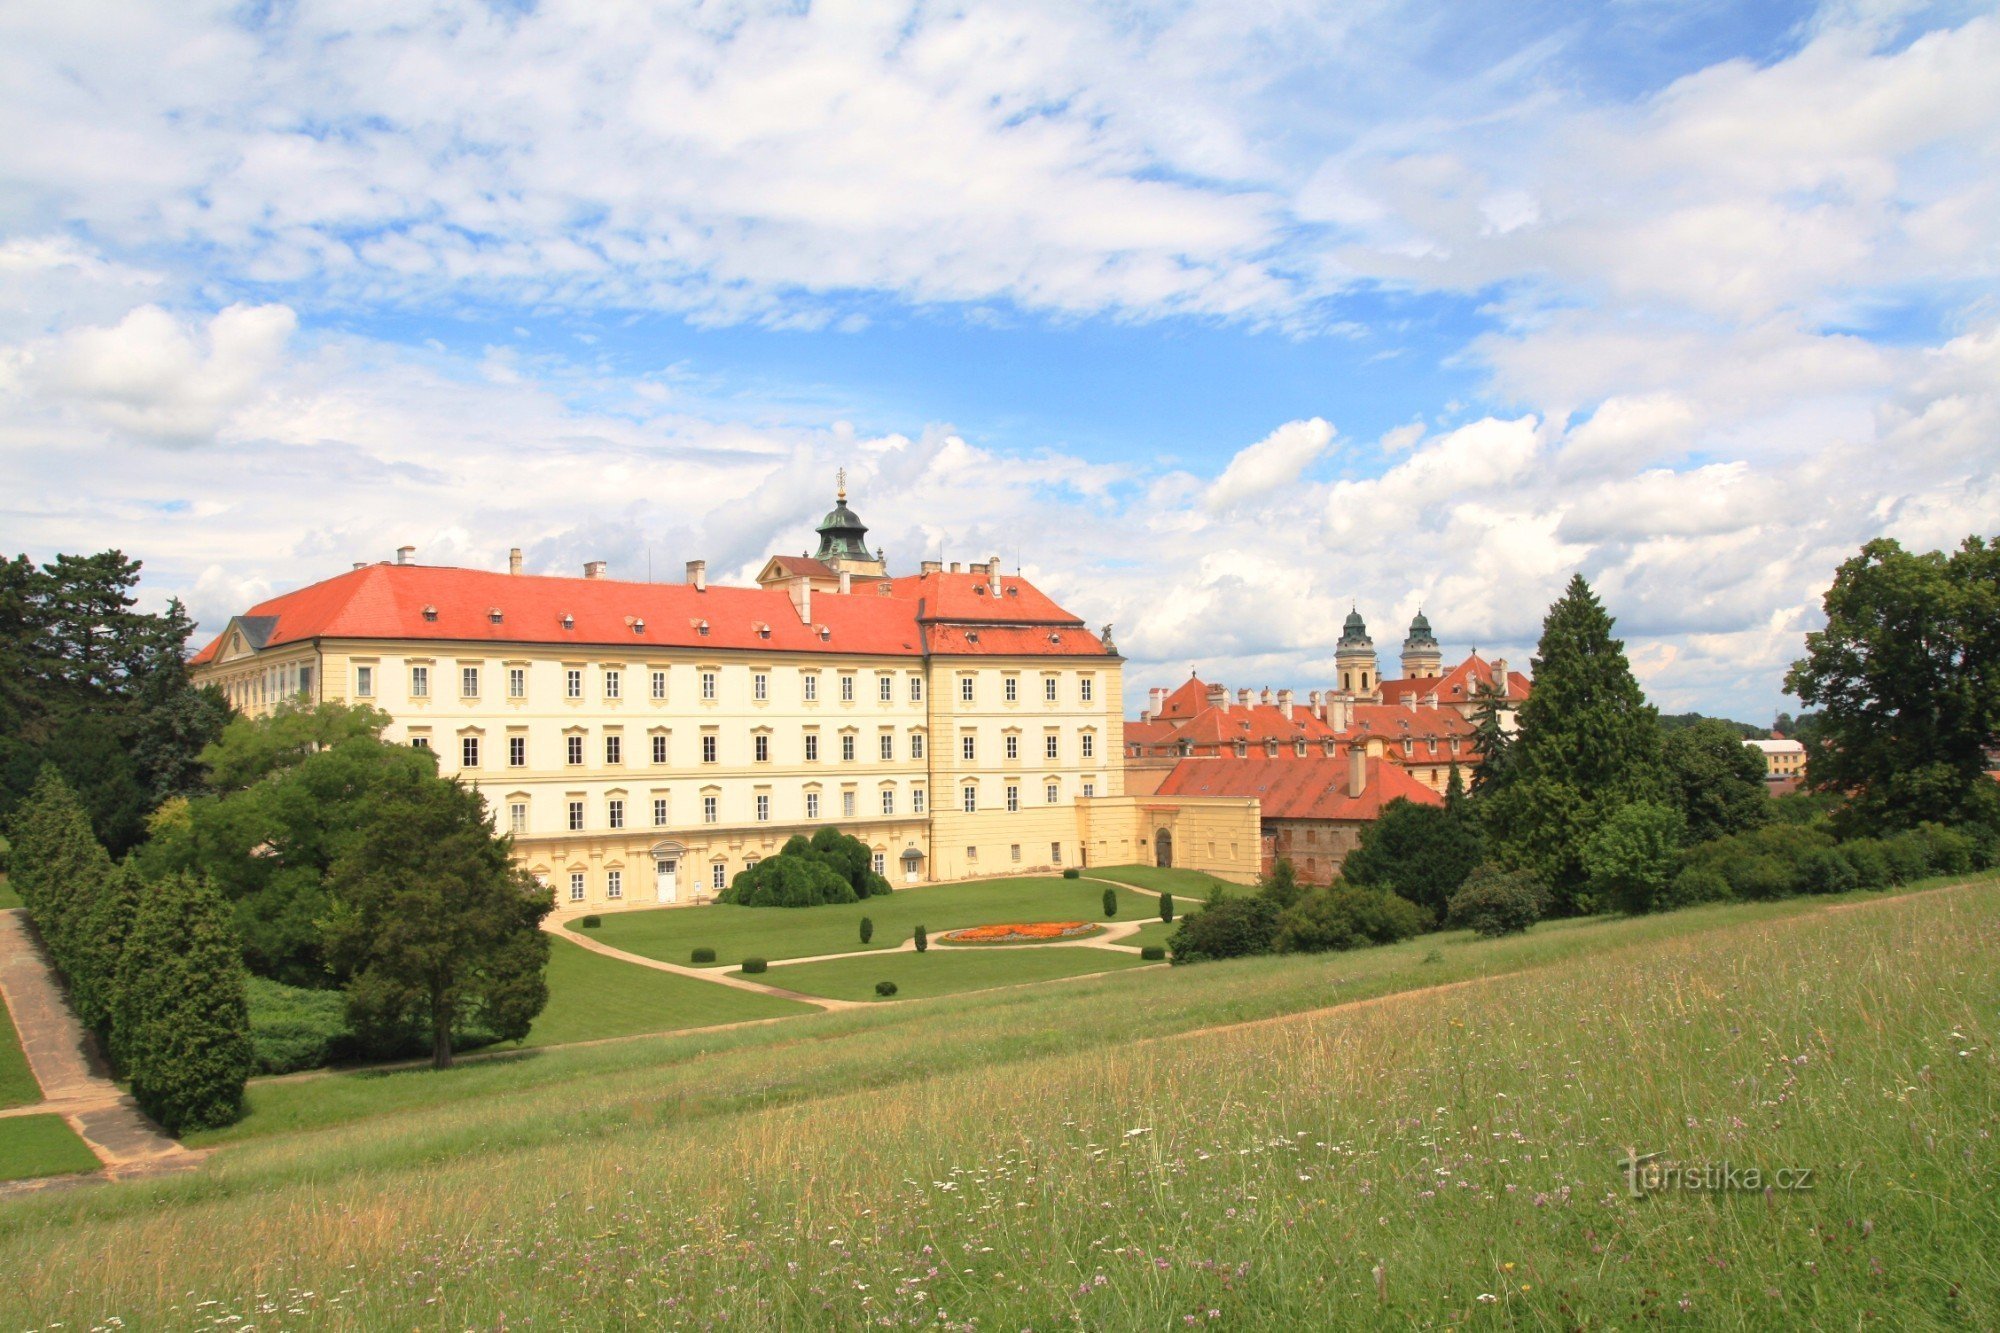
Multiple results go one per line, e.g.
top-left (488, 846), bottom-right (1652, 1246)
top-left (578, 914), bottom-right (602, 929)
top-left (690, 946), bottom-right (717, 964)
top-left (1447, 866), bottom-right (1551, 938)
top-left (1839, 839), bottom-right (1892, 889)
top-left (114, 871), bottom-right (253, 1134)
top-left (741, 957), bottom-right (768, 974)
top-left (1159, 892), bottom-right (1174, 923)
top-left (874, 980), bottom-right (898, 997)
top-left (1797, 846), bottom-right (1859, 895)
top-left (1168, 896), bottom-right (1280, 964)
top-left (719, 828), bottom-right (893, 907)
top-left (245, 976), bottom-right (349, 1075)
top-left (1061, 867), bottom-right (1081, 879)
top-left (1662, 864), bottom-right (1733, 910)
top-left (859, 916), bottom-right (874, 944)
top-left (913, 924), bottom-right (928, 953)
top-left (1102, 887), bottom-right (1118, 917)
top-left (1140, 945), bottom-right (1166, 961)
top-left (1275, 884), bottom-right (1429, 953)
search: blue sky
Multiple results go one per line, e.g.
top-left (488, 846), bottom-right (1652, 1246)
top-left (1, 0), bottom-right (1997, 723)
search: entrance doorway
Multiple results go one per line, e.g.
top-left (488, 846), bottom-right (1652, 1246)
top-left (655, 858), bottom-right (679, 903)
top-left (1154, 828), bottom-right (1174, 868)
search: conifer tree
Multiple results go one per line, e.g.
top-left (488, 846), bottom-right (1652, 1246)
top-left (1482, 574), bottom-right (1668, 913)
top-left (114, 871), bottom-right (253, 1134)
top-left (7, 766), bottom-right (113, 980)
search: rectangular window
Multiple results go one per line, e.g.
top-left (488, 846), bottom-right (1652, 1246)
top-left (652, 798), bottom-right (668, 827)
top-left (1081, 781), bottom-right (1095, 798)
top-left (1046, 781), bottom-right (1059, 804)
top-left (410, 735), bottom-right (430, 751)
top-left (911, 733), bottom-right (925, 760)
top-left (961, 676), bottom-right (975, 702)
top-left (961, 785), bottom-right (977, 813)
top-left (1005, 735), bottom-right (1019, 760)
top-left (1081, 734), bottom-right (1095, 759)
top-left (462, 666), bottom-right (480, 698)
top-left (912, 789), bottom-right (925, 814)
top-left (702, 735), bottom-right (718, 763)
top-left (754, 734), bottom-right (770, 762)
top-left (755, 794), bottom-right (770, 822)
top-left (1006, 784), bottom-right (1019, 812)
top-left (701, 671), bottom-right (717, 700)
top-left (842, 791), bottom-right (856, 817)
top-left (607, 799), bottom-right (625, 830)
top-left (354, 665), bottom-right (375, 697)
top-left (840, 674), bottom-right (855, 701)
top-left (461, 736), bottom-right (480, 768)
top-left (605, 735), bottom-right (622, 765)
top-left (803, 674), bottom-right (818, 701)
top-left (606, 869), bottom-right (622, 899)
top-left (569, 873), bottom-right (585, 902)
top-left (872, 852), bottom-right (885, 875)
top-left (410, 665), bottom-right (430, 698)
top-left (754, 672), bottom-right (768, 701)
top-left (1045, 734), bottom-right (1059, 760)
top-left (650, 669), bottom-right (667, 700)
top-left (712, 863), bottom-right (726, 890)
top-left (880, 789), bottom-right (894, 815)
top-left (1003, 677), bottom-right (1017, 702)
top-left (909, 677), bottom-right (923, 703)
top-left (1080, 677), bottom-right (1094, 703)
top-left (962, 735), bottom-right (976, 761)
top-left (805, 733), bottom-right (820, 762)
top-left (878, 675), bottom-right (892, 702)
top-left (567, 735), bottom-right (583, 766)
top-left (651, 734), bottom-right (668, 765)
top-left (604, 669), bottom-right (621, 700)
top-left (1044, 676), bottom-right (1057, 702)
top-left (567, 800), bottom-right (584, 831)
top-left (508, 667), bottom-right (527, 699)
top-left (806, 791), bottom-right (820, 819)
top-left (1011, 844), bottom-right (1021, 863)
top-left (508, 802), bottom-right (526, 834)
top-left (702, 795), bottom-right (718, 823)
top-left (1051, 842), bottom-right (1062, 864)
top-left (842, 734), bottom-right (856, 762)
top-left (565, 669), bottom-right (582, 700)
top-left (879, 734), bottom-right (893, 761)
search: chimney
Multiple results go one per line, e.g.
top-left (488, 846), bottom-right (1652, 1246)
top-left (686, 559), bottom-right (706, 592)
top-left (1308, 689), bottom-right (1322, 720)
top-left (1329, 695), bottom-right (1352, 733)
top-left (1207, 685), bottom-right (1229, 711)
top-left (1235, 688), bottom-right (1251, 708)
top-left (396, 545), bottom-right (415, 565)
top-left (1493, 658), bottom-right (1509, 697)
top-left (1278, 689), bottom-right (1294, 720)
top-left (1405, 692), bottom-right (1417, 712)
top-left (1259, 687), bottom-right (1273, 706)
top-left (352, 561), bottom-right (368, 571)
top-left (1149, 686), bottom-right (1167, 715)
top-left (920, 559), bottom-right (943, 576)
top-left (790, 575), bottom-right (812, 624)
top-left (1348, 744), bottom-right (1366, 798)
top-left (508, 547), bottom-right (523, 576)
top-left (584, 561), bottom-right (607, 580)
top-left (988, 553), bottom-right (1002, 595)
top-left (949, 561), bottom-right (961, 574)
top-left (839, 570), bottom-right (852, 594)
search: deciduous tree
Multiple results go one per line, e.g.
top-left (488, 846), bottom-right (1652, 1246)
top-left (1663, 719), bottom-right (1771, 844)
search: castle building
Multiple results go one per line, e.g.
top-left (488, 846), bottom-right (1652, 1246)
top-left (191, 481), bottom-right (1263, 912)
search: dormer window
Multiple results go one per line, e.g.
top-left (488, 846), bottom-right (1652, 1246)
top-left (422, 605), bottom-right (438, 622)
top-left (974, 585), bottom-right (987, 596)
top-left (632, 618), bottom-right (646, 634)
top-left (560, 613), bottom-right (574, 630)
top-left (487, 607), bottom-right (504, 624)
top-left (695, 620), bottom-right (710, 636)
top-left (1005, 587), bottom-right (1018, 597)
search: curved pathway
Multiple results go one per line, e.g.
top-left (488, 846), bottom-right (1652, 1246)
top-left (548, 919), bottom-right (865, 1011)
top-left (0, 909), bottom-right (204, 1194)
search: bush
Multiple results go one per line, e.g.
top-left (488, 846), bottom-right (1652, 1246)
top-left (1159, 892), bottom-right (1174, 923)
top-left (1447, 866), bottom-right (1551, 937)
top-left (1168, 896), bottom-right (1280, 964)
top-left (1585, 800), bottom-right (1686, 915)
top-left (1797, 846), bottom-right (1860, 895)
top-left (874, 980), bottom-right (898, 997)
top-left (718, 828), bottom-right (892, 907)
top-left (1275, 884), bottom-right (1429, 953)
top-left (245, 977), bottom-right (349, 1075)
top-left (1062, 867), bottom-right (1080, 879)
top-left (1839, 839), bottom-right (1892, 889)
top-left (1102, 887), bottom-right (1117, 917)
top-left (741, 957), bottom-right (768, 974)
top-left (1662, 864), bottom-right (1733, 909)
top-left (1914, 822), bottom-right (1976, 875)
top-left (1880, 832), bottom-right (1932, 884)
top-left (690, 946), bottom-right (716, 964)
top-left (859, 916), bottom-right (874, 944)
top-left (913, 924), bottom-right (928, 953)
top-left (578, 914), bottom-right (602, 929)
top-left (1257, 859), bottom-right (1303, 910)
top-left (113, 871), bottom-right (253, 1134)
top-left (1140, 945), bottom-right (1166, 961)
top-left (1723, 853), bottom-right (1802, 900)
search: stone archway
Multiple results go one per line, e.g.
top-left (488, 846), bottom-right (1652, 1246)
top-left (1154, 827), bottom-right (1174, 869)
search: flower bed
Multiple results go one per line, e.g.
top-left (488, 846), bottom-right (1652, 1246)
top-left (938, 921), bottom-right (1101, 944)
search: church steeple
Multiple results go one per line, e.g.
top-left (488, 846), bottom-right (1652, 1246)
top-left (1335, 605), bottom-right (1379, 699)
top-left (813, 470), bottom-right (886, 575)
top-left (1401, 608), bottom-right (1442, 680)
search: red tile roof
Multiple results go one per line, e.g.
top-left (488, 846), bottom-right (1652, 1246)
top-left (1379, 653), bottom-right (1530, 705)
top-left (1154, 675), bottom-right (1213, 719)
top-left (885, 571), bottom-right (1080, 625)
top-left (1155, 754), bottom-right (1442, 821)
top-left (191, 562), bottom-right (1104, 664)
top-left (925, 624), bottom-right (1108, 657)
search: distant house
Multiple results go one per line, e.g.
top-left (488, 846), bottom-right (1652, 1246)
top-left (1744, 737), bottom-right (1807, 783)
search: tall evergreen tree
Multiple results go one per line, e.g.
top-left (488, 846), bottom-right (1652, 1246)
top-left (1482, 574), bottom-right (1668, 913)
top-left (114, 871), bottom-right (253, 1134)
top-left (6, 767), bottom-right (114, 975)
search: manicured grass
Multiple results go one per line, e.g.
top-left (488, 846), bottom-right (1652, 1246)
top-left (0, 999), bottom-right (36, 1110)
top-left (1, 879), bottom-right (1990, 1327)
top-left (582, 875), bottom-right (1159, 967)
top-left (1085, 863), bottom-right (1241, 899)
top-left (1122, 919), bottom-right (1178, 951)
top-left (0, 1114), bottom-right (99, 1184)
top-left (744, 944), bottom-right (1152, 1001)
top-left (524, 937), bottom-right (813, 1047)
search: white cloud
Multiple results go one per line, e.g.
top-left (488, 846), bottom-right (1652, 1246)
top-left (1205, 418), bottom-right (1334, 511)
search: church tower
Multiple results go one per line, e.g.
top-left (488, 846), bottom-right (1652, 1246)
top-left (1335, 607), bottom-right (1379, 698)
top-left (813, 470), bottom-right (886, 578)
top-left (1400, 610), bottom-right (1443, 680)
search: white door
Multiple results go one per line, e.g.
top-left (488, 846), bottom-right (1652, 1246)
top-left (655, 858), bottom-right (678, 903)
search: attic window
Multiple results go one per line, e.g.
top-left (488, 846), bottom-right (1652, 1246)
top-left (965, 631), bottom-right (980, 644)
top-left (632, 618), bottom-right (647, 634)
top-left (752, 621), bottom-right (770, 639)
top-left (1005, 587), bottom-right (1018, 597)
top-left (560, 613), bottom-right (574, 629)
top-left (974, 585), bottom-right (986, 595)
top-left (1047, 632), bottom-right (1061, 644)
top-left (818, 626), bottom-right (832, 641)
top-left (488, 607), bottom-right (504, 624)
top-left (694, 619), bottom-right (710, 636)
top-left (422, 605), bottom-right (438, 622)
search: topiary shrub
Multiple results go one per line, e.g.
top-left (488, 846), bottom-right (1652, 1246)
top-left (741, 957), bottom-right (768, 974)
top-left (1274, 884), bottom-right (1429, 954)
top-left (913, 924), bottom-right (928, 953)
top-left (1797, 846), bottom-right (1860, 895)
top-left (874, 980), bottom-right (898, 997)
top-left (1062, 867), bottom-right (1081, 879)
top-left (1159, 892), bottom-right (1174, 923)
top-left (1140, 945), bottom-right (1166, 961)
top-left (1168, 895), bottom-right (1280, 964)
top-left (719, 828), bottom-right (894, 907)
top-left (690, 946), bottom-right (717, 964)
top-left (1102, 886), bottom-right (1118, 917)
top-left (1447, 866), bottom-right (1551, 938)
top-left (859, 916), bottom-right (874, 944)
top-left (114, 871), bottom-right (253, 1134)
top-left (578, 914), bottom-right (602, 929)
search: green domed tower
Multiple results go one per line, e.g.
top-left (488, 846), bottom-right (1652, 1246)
top-left (1401, 610), bottom-right (1442, 680)
top-left (1335, 606), bottom-right (1379, 697)
top-left (813, 470), bottom-right (886, 576)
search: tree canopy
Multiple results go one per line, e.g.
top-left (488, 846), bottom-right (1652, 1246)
top-left (720, 827), bottom-right (893, 907)
top-left (1663, 718), bottom-right (1772, 844)
top-left (1338, 794), bottom-right (1483, 920)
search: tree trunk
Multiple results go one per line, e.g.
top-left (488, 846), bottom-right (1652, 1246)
top-left (430, 991), bottom-right (452, 1070)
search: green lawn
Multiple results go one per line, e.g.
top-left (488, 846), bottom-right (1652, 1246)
top-left (524, 936), bottom-right (813, 1047)
top-left (0, 998), bottom-right (37, 1109)
top-left (0, 877), bottom-right (20, 911)
top-left (582, 875), bottom-right (1159, 967)
top-left (0, 1113), bottom-right (99, 1183)
top-left (1084, 863), bottom-right (1242, 899)
top-left (1122, 919), bottom-right (1178, 951)
top-left (744, 944), bottom-right (1154, 1002)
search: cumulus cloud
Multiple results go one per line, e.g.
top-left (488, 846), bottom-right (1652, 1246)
top-left (1205, 418), bottom-right (1334, 511)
